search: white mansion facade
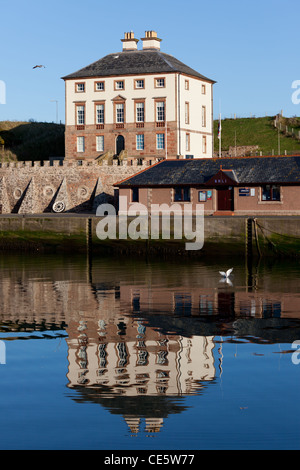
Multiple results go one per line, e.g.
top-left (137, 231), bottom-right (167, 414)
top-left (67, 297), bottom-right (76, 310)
top-left (62, 31), bottom-right (215, 162)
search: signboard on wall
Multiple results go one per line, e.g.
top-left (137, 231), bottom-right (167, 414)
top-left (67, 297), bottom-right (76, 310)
top-left (198, 190), bottom-right (212, 202)
top-left (198, 191), bottom-right (207, 202)
top-left (239, 188), bottom-right (255, 196)
top-left (239, 188), bottom-right (250, 196)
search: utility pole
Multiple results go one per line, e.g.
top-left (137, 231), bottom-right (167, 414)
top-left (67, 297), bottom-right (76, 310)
top-left (235, 130), bottom-right (237, 157)
top-left (50, 100), bottom-right (58, 124)
top-left (218, 113), bottom-right (222, 158)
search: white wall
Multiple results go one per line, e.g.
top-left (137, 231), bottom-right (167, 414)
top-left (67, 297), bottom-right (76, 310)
top-left (65, 73), bottom-right (177, 126)
top-left (177, 74), bottom-right (213, 158)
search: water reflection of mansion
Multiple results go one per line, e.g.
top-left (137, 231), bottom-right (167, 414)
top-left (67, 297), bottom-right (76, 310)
top-left (1, 259), bottom-right (300, 434)
top-left (66, 318), bottom-right (217, 434)
top-left (67, 319), bottom-right (216, 397)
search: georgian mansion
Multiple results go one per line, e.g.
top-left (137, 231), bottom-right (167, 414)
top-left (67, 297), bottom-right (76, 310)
top-left (62, 31), bottom-right (215, 163)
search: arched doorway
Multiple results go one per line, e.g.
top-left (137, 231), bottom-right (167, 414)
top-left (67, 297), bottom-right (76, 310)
top-left (116, 135), bottom-right (125, 155)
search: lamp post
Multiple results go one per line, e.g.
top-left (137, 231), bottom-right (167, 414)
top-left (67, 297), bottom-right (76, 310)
top-left (50, 100), bottom-right (58, 124)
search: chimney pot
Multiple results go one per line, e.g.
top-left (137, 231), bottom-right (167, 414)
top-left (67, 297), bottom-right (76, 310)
top-left (121, 31), bottom-right (139, 51)
top-left (141, 30), bottom-right (162, 50)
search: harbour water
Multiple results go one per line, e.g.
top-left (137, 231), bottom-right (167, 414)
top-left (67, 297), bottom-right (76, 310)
top-left (0, 252), bottom-right (299, 450)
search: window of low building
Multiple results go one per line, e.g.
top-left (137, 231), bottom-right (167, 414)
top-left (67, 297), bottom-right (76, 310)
top-left (132, 187), bottom-right (139, 202)
top-left (174, 187), bottom-right (190, 202)
top-left (261, 184), bottom-right (281, 201)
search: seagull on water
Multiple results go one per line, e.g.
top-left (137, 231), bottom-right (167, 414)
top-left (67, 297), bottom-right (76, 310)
top-left (219, 268), bottom-right (233, 286)
top-left (219, 268), bottom-right (233, 279)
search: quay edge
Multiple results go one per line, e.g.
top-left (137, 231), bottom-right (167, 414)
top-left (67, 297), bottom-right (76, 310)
top-left (0, 215), bottom-right (299, 259)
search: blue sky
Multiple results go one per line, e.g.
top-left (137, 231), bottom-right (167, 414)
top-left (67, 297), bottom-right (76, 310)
top-left (1, 0), bottom-right (299, 123)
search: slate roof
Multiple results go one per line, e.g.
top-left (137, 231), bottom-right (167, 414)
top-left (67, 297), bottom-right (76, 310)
top-left (115, 156), bottom-right (300, 187)
top-left (62, 50), bottom-right (215, 82)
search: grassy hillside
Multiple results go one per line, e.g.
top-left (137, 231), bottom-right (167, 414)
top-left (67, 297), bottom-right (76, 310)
top-left (213, 116), bottom-right (300, 155)
top-left (0, 116), bottom-right (299, 162)
top-left (0, 121), bottom-right (65, 162)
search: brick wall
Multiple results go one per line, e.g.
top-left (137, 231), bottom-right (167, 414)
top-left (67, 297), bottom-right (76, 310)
top-left (65, 122), bottom-right (178, 161)
top-left (119, 185), bottom-right (300, 216)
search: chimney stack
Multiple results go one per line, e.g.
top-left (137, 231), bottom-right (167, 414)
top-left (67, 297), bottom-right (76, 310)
top-left (141, 30), bottom-right (162, 50)
top-left (121, 31), bottom-right (139, 51)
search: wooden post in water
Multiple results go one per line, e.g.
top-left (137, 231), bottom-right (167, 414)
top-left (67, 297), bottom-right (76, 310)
top-left (86, 217), bottom-right (92, 253)
top-left (245, 218), bottom-right (253, 290)
top-left (86, 217), bottom-right (93, 284)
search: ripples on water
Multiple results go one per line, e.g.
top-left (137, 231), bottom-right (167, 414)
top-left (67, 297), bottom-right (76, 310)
top-left (0, 253), bottom-right (299, 450)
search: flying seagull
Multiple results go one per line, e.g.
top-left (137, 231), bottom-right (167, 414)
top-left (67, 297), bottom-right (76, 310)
top-left (219, 268), bottom-right (233, 279)
top-left (32, 65), bottom-right (46, 69)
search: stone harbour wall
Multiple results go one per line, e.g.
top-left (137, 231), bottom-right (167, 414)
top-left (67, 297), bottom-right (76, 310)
top-left (0, 159), bottom-right (149, 214)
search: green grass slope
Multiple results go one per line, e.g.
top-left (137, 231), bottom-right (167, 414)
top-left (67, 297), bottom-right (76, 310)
top-left (0, 121), bottom-right (65, 162)
top-left (0, 116), bottom-right (299, 162)
top-left (213, 116), bottom-right (300, 155)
